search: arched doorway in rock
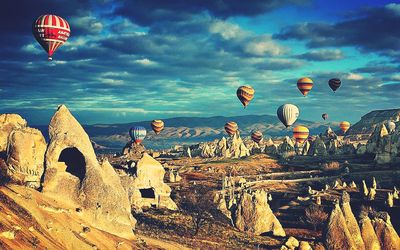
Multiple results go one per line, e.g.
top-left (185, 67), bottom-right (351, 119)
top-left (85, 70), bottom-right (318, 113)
top-left (58, 147), bottom-right (86, 182)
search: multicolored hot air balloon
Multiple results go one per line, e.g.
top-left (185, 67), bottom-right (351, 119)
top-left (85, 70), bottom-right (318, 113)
top-left (277, 104), bottom-right (299, 128)
top-left (339, 121), bottom-right (350, 133)
top-left (328, 78), bottom-right (341, 92)
top-left (297, 77), bottom-right (313, 96)
top-left (129, 126), bottom-right (146, 144)
top-left (224, 122), bottom-right (238, 136)
top-left (322, 113), bottom-right (328, 120)
top-left (151, 120), bottom-right (164, 134)
top-left (32, 14), bottom-right (71, 61)
top-left (251, 131), bottom-right (263, 143)
top-left (236, 86), bottom-right (255, 108)
top-left (293, 125), bottom-right (309, 144)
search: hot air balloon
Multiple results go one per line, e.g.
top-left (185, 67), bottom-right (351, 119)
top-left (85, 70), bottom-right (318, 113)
top-left (387, 120), bottom-right (396, 133)
top-left (151, 120), bottom-right (164, 134)
top-left (224, 122), bottom-right (238, 136)
top-left (251, 131), bottom-right (263, 143)
top-left (293, 125), bottom-right (309, 144)
top-left (339, 121), bottom-right (350, 133)
top-left (129, 126), bottom-right (146, 144)
top-left (277, 104), bottom-right (299, 128)
top-left (328, 78), bottom-right (341, 92)
top-left (322, 113), bottom-right (328, 120)
top-left (32, 14), bottom-right (71, 61)
top-left (236, 85), bottom-right (255, 108)
top-left (297, 77), bottom-right (313, 96)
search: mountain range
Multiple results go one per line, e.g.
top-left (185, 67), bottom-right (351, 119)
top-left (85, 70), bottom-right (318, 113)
top-left (33, 109), bottom-right (400, 151)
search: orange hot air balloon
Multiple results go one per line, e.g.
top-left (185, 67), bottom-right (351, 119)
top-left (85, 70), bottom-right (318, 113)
top-left (251, 130), bottom-right (263, 143)
top-left (236, 85), bottom-right (255, 108)
top-left (340, 121), bottom-right (350, 133)
top-left (224, 121), bottom-right (238, 136)
top-left (293, 125), bottom-right (309, 144)
top-left (151, 120), bottom-right (164, 134)
top-left (297, 77), bottom-right (313, 96)
top-left (32, 14), bottom-right (71, 61)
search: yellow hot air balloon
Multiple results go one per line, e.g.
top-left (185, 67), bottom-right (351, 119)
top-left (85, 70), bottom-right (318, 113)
top-left (151, 119), bottom-right (164, 134)
top-left (236, 85), bottom-right (255, 108)
top-left (224, 121), bottom-right (238, 136)
top-left (340, 121), bottom-right (350, 133)
top-left (297, 77), bottom-right (313, 96)
top-left (293, 125), bottom-right (309, 144)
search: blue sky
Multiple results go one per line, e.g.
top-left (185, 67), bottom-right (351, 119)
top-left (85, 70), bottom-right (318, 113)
top-left (0, 0), bottom-right (399, 125)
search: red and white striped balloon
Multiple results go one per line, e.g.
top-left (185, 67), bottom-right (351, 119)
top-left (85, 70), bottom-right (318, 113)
top-left (32, 14), bottom-right (71, 61)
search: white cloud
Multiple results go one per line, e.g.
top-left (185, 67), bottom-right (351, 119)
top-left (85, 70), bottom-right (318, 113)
top-left (21, 44), bottom-right (42, 54)
top-left (244, 36), bottom-right (285, 56)
top-left (345, 73), bottom-right (364, 81)
top-left (99, 78), bottom-right (124, 86)
top-left (134, 58), bottom-right (156, 66)
top-left (69, 15), bottom-right (103, 34)
top-left (209, 20), bottom-right (246, 40)
top-left (386, 3), bottom-right (400, 15)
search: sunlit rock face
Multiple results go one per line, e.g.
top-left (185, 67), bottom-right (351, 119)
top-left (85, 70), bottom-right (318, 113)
top-left (120, 153), bottom-right (178, 211)
top-left (41, 105), bottom-right (136, 239)
top-left (0, 114), bottom-right (27, 153)
top-left (4, 127), bottom-right (47, 189)
top-left (366, 123), bottom-right (400, 164)
top-left (233, 189), bottom-right (285, 237)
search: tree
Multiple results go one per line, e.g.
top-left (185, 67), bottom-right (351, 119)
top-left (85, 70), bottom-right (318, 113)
top-left (181, 185), bottom-right (214, 236)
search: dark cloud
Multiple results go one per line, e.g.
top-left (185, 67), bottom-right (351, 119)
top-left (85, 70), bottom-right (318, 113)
top-left (296, 49), bottom-right (344, 61)
top-left (114, 0), bottom-right (309, 26)
top-left (275, 4), bottom-right (400, 57)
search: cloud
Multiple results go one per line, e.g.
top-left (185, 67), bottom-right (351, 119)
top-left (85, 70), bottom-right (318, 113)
top-left (69, 14), bottom-right (104, 34)
top-left (345, 73), bottom-right (364, 81)
top-left (296, 49), bottom-right (344, 61)
top-left (275, 4), bottom-right (400, 58)
top-left (115, 0), bottom-right (310, 26)
top-left (209, 20), bottom-right (245, 40)
top-left (134, 58), bottom-right (156, 66)
top-left (243, 36), bottom-right (286, 56)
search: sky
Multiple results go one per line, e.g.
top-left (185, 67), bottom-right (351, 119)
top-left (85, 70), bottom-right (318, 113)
top-left (0, 0), bottom-right (399, 125)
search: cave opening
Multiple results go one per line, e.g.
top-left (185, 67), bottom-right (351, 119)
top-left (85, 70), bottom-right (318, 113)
top-left (58, 147), bottom-right (86, 182)
top-left (139, 188), bottom-right (155, 199)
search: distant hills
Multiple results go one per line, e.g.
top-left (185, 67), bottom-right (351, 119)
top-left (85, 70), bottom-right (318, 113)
top-left (33, 109), bottom-right (400, 150)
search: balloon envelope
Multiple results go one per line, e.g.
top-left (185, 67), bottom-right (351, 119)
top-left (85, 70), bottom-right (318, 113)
top-left (339, 121), bottom-right (350, 133)
top-left (251, 130), bottom-right (263, 143)
top-left (224, 122), bottom-right (238, 136)
top-left (151, 120), bottom-right (164, 134)
top-left (293, 125), bottom-right (309, 144)
top-left (129, 126), bottom-right (146, 143)
top-left (236, 86), bottom-right (255, 108)
top-left (297, 77), bottom-right (313, 96)
top-left (32, 14), bottom-right (71, 60)
top-left (277, 104), bottom-right (299, 127)
top-left (322, 113), bottom-right (328, 120)
top-left (328, 78), bottom-right (341, 92)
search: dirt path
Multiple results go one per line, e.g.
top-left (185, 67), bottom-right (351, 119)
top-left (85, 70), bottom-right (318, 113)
top-left (139, 235), bottom-right (192, 250)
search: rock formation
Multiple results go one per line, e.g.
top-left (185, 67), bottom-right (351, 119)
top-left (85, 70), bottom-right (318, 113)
top-left (340, 192), bottom-right (365, 250)
top-left (4, 127), bottom-right (46, 188)
top-left (371, 212), bottom-right (400, 250)
top-left (278, 136), bottom-right (295, 158)
top-left (325, 203), bottom-right (357, 250)
top-left (308, 136), bottom-right (327, 156)
top-left (188, 133), bottom-right (250, 159)
top-left (359, 214), bottom-right (381, 250)
top-left (265, 138), bottom-right (278, 155)
top-left (366, 123), bottom-right (399, 164)
top-left (233, 189), bottom-right (285, 236)
top-left (122, 141), bottom-right (146, 160)
top-left (0, 114), bottom-right (27, 153)
top-left (121, 153), bottom-right (177, 210)
top-left (41, 105), bottom-right (136, 239)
